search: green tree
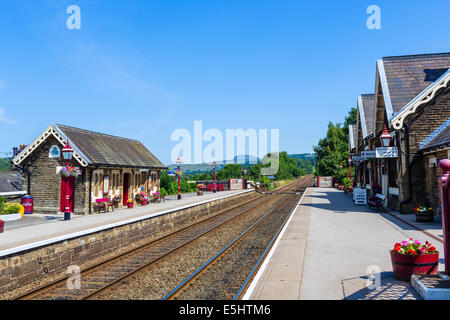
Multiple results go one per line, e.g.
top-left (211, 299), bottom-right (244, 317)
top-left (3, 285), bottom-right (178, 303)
top-left (314, 108), bottom-right (356, 184)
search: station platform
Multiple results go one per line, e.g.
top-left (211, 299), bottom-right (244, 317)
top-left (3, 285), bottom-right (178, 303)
top-left (0, 189), bottom-right (253, 257)
top-left (245, 188), bottom-right (445, 300)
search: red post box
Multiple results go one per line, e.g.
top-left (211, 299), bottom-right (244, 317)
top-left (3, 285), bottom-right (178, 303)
top-left (21, 195), bottom-right (33, 214)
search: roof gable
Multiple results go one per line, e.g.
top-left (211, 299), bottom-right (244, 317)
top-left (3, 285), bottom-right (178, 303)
top-left (13, 124), bottom-right (90, 167)
top-left (378, 53), bottom-right (450, 120)
top-left (357, 94), bottom-right (375, 139)
top-left (391, 69), bottom-right (450, 129)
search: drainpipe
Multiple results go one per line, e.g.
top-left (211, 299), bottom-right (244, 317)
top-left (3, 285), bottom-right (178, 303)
top-left (400, 124), bottom-right (412, 214)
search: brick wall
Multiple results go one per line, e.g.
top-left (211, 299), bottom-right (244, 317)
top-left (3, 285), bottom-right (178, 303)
top-left (0, 190), bottom-right (257, 297)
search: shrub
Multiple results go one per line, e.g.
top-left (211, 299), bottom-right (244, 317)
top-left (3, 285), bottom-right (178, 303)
top-left (0, 196), bottom-right (5, 213)
top-left (160, 187), bottom-right (168, 197)
top-left (1, 203), bottom-right (21, 215)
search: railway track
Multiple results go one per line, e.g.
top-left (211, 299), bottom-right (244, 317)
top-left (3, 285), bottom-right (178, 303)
top-left (15, 175), bottom-right (313, 300)
top-left (162, 179), bottom-right (310, 300)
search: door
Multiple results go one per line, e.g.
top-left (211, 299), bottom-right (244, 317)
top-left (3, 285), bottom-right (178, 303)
top-left (123, 173), bottom-right (130, 206)
top-left (60, 176), bottom-right (75, 213)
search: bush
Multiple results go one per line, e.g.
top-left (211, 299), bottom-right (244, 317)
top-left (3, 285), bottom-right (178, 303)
top-left (160, 187), bottom-right (168, 197)
top-left (0, 196), bottom-right (5, 213)
top-left (342, 177), bottom-right (351, 189)
top-left (1, 203), bottom-right (21, 215)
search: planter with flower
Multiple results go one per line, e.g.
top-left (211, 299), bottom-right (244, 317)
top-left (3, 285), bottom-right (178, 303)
top-left (0, 202), bottom-right (24, 222)
top-left (414, 206), bottom-right (434, 222)
top-left (391, 238), bottom-right (439, 281)
top-left (127, 199), bottom-right (134, 209)
top-left (112, 195), bottom-right (121, 208)
top-left (0, 219), bottom-right (4, 233)
top-left (197, 184), bottom-right (206, 196)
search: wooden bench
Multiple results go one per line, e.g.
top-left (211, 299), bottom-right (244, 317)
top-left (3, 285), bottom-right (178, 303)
top-left (151, 192), bottom-right (165, 203)
top-left (94, 198), bottom-right (114, 213)
top-left (368, 193), bottom-right (386, 212)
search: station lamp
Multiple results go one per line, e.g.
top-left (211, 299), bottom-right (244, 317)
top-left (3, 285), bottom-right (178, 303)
top-left (380, 124), bottom-right (392, 148)
top-left (62, 141), bottom-right (74, 165)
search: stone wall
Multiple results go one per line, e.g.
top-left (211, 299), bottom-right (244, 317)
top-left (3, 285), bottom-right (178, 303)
top-left (20, 136), bottom-right (86, 215)
top-left (395, 89), bottom-right (450, 213)
top-left (0, 190), bottom-right (257, 297)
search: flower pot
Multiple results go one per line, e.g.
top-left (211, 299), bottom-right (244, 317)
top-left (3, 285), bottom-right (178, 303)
top-left (140, 199), bottom-right (147, 206)
top-left (113, 203), bottom-right (119, 209)
top-left (0, 225), bottom-right (3, 233)
top-left (416, 212), bottom-right (434, 222)
top-left (390, 251), bottom-right (439, 281)
top-left (127, 203), bottom-right (134, 209)
top-left (197, 190), bottom-right (204, 196)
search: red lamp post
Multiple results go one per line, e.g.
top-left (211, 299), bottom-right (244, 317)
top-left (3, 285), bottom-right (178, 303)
top-left (243, 169), bottom-right (247, 190)
top-left (62, 141), bottom-right (74, 221)
top-left (212, 161), bottom-right (217, 193)
top-left (439, 159), bottom-right (450, 276)
top-left (380, 124), bottom-right (392, 148)
top-left (176, 156), bottom-right (182, 200)
top-left (348, 156), bottom-right (352, 182)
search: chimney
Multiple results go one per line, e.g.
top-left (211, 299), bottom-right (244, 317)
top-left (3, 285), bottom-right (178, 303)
top-left (13, 147), bottom-right (18, 157)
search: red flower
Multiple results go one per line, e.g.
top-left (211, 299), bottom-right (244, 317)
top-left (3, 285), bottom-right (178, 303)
top-left (428, 246), bottom-right (436, 253)
top-left (393, 246), bottom-right (401, 253)
top-left (407, 249), bottom-right (417, 256)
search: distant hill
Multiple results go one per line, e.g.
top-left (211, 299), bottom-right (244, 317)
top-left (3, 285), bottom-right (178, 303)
top-left (167, 155), bottom-right (260, 174)
top-left (0, 158), bottom-right (10, 172)
top-left (288, 153), bottom-right (316, 160)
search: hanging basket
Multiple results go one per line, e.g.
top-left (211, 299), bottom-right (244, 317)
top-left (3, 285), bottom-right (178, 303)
top-left (60, 166), bottom-right (81, 178)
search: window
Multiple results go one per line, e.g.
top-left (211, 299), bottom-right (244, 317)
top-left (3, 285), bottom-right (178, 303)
top-left (49, 145), bottom-right (60, 159)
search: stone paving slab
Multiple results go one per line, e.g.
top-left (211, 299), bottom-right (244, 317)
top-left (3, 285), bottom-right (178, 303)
top-left (246, 188), bottom-right (445, 300)
top-left (0, 190), bottom-right (252, 253)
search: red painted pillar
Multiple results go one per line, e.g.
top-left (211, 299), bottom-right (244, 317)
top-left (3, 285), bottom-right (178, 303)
top-left (439, 159), bottom-right (450, 274)
top-left (178, 165), bottom-right (181, 200)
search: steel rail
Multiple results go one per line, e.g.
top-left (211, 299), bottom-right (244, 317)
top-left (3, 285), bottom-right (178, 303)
top-left (162, 180), bottom-right (310, 300)
top-left (15, 178), bottom-right (308, 300)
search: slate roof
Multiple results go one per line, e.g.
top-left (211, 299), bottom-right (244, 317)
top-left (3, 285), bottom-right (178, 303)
top-left (381, 53), bottom-right (450, 115)
top-left (359, 94), bottom-right (375, 138)
top-left (56, 124), bottom-right (166, 169)
top-left (0, 171), bottom-right (22, 193)
top-left (420, 119), bottom-right (450, 152)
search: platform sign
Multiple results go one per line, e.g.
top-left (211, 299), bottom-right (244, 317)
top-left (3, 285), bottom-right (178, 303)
top-left (361, 151), bottom-right (376, 159)
top-left (167, 171), bottom-right (176, 176)
top-left (376, 147), bottom-right (398, 158)
top-left (229, 179), bottom-right (244, 190)
top-left (268, 176), bottom-right (275, 180)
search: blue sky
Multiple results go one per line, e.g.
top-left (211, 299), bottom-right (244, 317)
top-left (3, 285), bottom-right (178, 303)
top-left (1, 0), bottom-right (450, 164)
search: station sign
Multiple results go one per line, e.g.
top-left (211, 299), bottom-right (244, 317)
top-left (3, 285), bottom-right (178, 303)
top-left (361, 151), bottom-right (376, 159)
top-left (167, 171), bottom-right (176, 176)
top-left (351, 155), bottom-right (363, 161)
top-left (376, 147), bottom-right (398, 158)
top-left (268, 176), bottom-right (275, 180)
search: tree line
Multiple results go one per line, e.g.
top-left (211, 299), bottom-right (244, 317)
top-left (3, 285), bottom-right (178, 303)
top-left (313, 108), bottom-right (356, 185)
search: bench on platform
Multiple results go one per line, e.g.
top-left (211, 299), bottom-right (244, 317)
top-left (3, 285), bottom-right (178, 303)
top-left (94, 198), bottom-right (114, 213)
top-left (151, 192), bottom-right (165, 203)
top-left (368, 193), bottom-right (386, 212)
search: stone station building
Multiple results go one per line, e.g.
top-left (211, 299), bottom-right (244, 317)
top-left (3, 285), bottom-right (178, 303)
top-left (12, 124), bottom-right (166, 215)
top-left (351, 53), bottom-right (450, 214)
